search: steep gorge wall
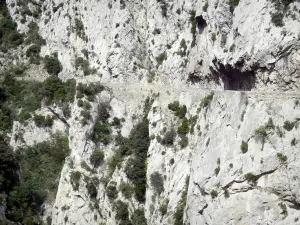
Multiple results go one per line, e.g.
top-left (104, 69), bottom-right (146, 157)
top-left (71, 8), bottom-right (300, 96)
top-left (5, 0), bottom-right (300, 90)
top-left (1, 0), bottom-right (300, 225)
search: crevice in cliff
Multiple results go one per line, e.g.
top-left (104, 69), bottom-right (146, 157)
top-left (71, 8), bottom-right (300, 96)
top-left (47, 107), bottom-right (70, 127)
top-left (210, 59), bottom-right (256, 91)
top-left (198, 203), bottom-right (208, 215)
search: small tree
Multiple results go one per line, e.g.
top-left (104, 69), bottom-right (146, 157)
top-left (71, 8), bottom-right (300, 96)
top-left (150, 172), bottom-right (164, 195)
top-left (90, 150), bottom-right (104, 167)
top-left (44, 55), bottom-right (62, 75)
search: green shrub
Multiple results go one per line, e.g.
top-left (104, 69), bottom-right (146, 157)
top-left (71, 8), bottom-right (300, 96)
top-left (33, 114), bottom-right (53, 127)
top-left (16, 110), bottom-right (31, 122)
top-left (43, 55), bottom-right (63, 75)
top-left (90, 150), bottom-right (104, 167)
top-left (214, 166), bottom-right (220, 175)
top-left (291, 138), bottom-right (296, 146)
top-left (176, 39), bottom-right (187, 56)
top-left (189, 10), bottom-right (196, 47)
top-left (200, 92), bottom-right (214, 108)
top-left (70, 171), bottom-right (81, 190)
top-left (92, 123), bottom-right (110, 145)
top-left (114, 200), bottom-right (129, 221)
top-left (132, 209), bottom-right (147, 225)
top-left (119, 181), bottom-right (134, 199)
top-left (211, 33), bottom-right (216, 42)
top-left (155, 52), bottom-right (167, 67)
top-left (159, 199), bottom-right (169, 216)
top-left (150, 172), bottom-right (164, 194)
top-left (106, 184), bottom-right (118, 200)
top-left (174, 176), bottom-right (189, 225)
top-left (153, 28), bottom-right (161, 35)
top-left (271, 12), bottom-right (284, 27)
top-left (0, 3), bottom-right (23, 48)
top-left (241, 141), bottom-right (248, 153)
top-left (124, 119), bottom-right (150, 202)
top-left (283, 120), bottom-right (295, 131)
top-left (7, 134), bottom-right (69, 223)
top-left (161, 129), bottom-right (175, 146)
top-left (26, 44), bottom-right (41, 64)
top-left (210, 190), bottom-right (218, 198)
top-left (178, 118), bottom-right (189, 136)
top-left (244, 173), bottom-right (257, 182)
top-left (75, 57), bottom-right (96, 76)
top-left (111, 117), bottom-right (121, 126)
top-left (168, 101), bottom-right (187, 118)
top-left (277, 153), bottom-right (287, 162)
top-left (86, 182), bottom-right (97, 199)
top-left (179, 136), bottom-right (189, 148)
top-left (254, 126), bottom-right (268, 142)
top-left (203, 2), bottom-right (209, 11)
top-left (76, 83), bottom-right (104, 101)
top-left (107, 151), bottom-right (123, 176)
top-left (98, 102), bottom-right (110, 123)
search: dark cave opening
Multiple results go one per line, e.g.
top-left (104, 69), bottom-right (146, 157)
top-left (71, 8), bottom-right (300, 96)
top-left (196, 15), bottom-right (207, 35)
top-left (211, 60), bottom-right (256, 91)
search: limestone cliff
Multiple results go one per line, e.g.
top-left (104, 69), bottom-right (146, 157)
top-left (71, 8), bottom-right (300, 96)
top-left (1, 0), bottom-right (300, 225)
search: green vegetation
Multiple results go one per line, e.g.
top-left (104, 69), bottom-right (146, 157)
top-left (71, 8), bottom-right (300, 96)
top-left (200, 92), bottom-right (214, 108)
top-left (271, 12), bottom-right (284, 26)
top-left (106, 184), bottom-right (118, 200)
top-left (220, 34), bottom-right (227, 48)
top-left (241, 141), bottom-right (248, 153)
top-left (178, 118), bottom-right (189, 136)
top-left (244, 172), bottom-right (257, 182)
top-left (159, 199), bottom-right (169, 216)
top-left (168, 101), bottom-right (187, 118)
top-left (173, 176), bottom-right (189, 225)
top-left (74, 18), bottom-right (86, 40)
top-left (269, 0), bottom-right (296, 26)
top-left (70, 171), bottom-right (82, 191)
top-left (119, 181), bottom-right (134, 199)
top-left (76, 82), bottom-right (104, 101)
top-left (26, 44), bottom-right (41, 64)
top-left (161, 129), bottom-right (176, 146)
top-left (189, 10), bottom-right (196, 47)
top-left (179, 136), bottom-right (189, 148)
top-left (124, 118), bottom-right (150, 202)
top-left (33, 114), bottom-right (53, 127)
top-left (0, 75), bottom-right (76, 132)
top-left (90, 149), bottom-right (105, 167)
top-left (211, 33), bottom-right (216, 42)
top-left (114, 200), bottom-right (131, 224)
top-left (150, 172), bottom-right (164, 195)
top-left (254, 118), bottom-right (275, 144)
top-left (283, 120), bottom-right (295, 131)
top-left (44, 54), bottom-right (63, 75)
top-left (92, 123), bottom-right (111, 145)
top-left (210, 190), bottom-right (218, 199)
top-left (132, 208), bottom-right (147, 225)
top-left (277, 153), bottom-right (287, 162)
top-left (0, 2), bottom-right (23, 51)
top-left (156, 51), bottom-right (167, 67)
top-left (75, 57), bottom-right (96, 76)
top-left (203, 2), bottom-right (209, 12)
top-left (7, 134), bottom-right (69, 223)
top-left (176, 39), bottom-right (187, 56)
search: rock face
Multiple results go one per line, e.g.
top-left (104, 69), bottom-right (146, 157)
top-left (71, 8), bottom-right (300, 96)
top-left (3, 0), bottom-right (300, 225)
top-left (6, 0), bottom-right (300, 90)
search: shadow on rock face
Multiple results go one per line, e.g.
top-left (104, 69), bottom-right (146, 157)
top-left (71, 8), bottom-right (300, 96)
top-left (211, 58), bottom-right (256, 91)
